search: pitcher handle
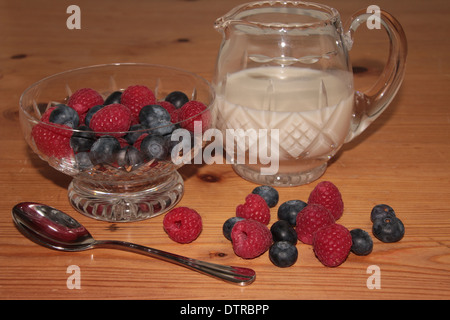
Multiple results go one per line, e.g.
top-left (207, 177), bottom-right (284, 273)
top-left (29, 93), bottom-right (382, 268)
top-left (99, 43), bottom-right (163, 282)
top-left (344, 8), bottom-right (407, 142)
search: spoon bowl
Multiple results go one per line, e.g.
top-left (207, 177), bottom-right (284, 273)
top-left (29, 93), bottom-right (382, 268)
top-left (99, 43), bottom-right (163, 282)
top-left (12, 202), bottom-right (256, 286)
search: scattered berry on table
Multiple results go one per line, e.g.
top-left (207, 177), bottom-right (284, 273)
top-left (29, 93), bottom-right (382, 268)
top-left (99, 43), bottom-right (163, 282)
top-left (165, 90), bottom-right (189, 109)
top-left (372, 216), bottom-right (405, 243)
top-left (120, 85), bottom-right (156, 118)
top-left (252, 185), bottom-right (279, 208)
top-left (350, 228), bottom-right (373, 255)
top-left (371, 204), bottom-right (396, 222)
top-left (163, 207), bottom-right (202, 244)
top-left (231, 219), bottom-right (272, 259)
top-left (277, 199), bottom-right (307, 226)
top-left (223, 217), bottom-right (245, 241)
top-left (296, 203), bottom-right (335, 245)
top-left (269, 241), bottom-right (298, 268)
top-left (308, 181), bottom-right (344, 220)
top-left (236, 194), bottom-right (271, 225)
top-left (270, 220), bottom-right (297, 245)
top-left (313, 223), bottom-right (352, 267)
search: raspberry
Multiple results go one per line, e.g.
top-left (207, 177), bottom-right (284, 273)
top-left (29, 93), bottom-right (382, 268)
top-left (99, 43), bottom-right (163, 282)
top-left (313, 223), bottom-right (352, 267)
top-left (163, 207), bottom-right (202, 244)
top-left (67, 88), bottom-right (104, 118)
top-left (89, 103), bottom-right (132, 137)
top-left (236, 194), bottom-right (271, 225)
top-left (31, 122), bottom-right (73, 159)
top-left (296, 203), bottom-right (335, 245)
top-left (231, 219), bottom-right (272, 259)
top-left (120, 85), bottom-right (156, 118)
top-left (308, 181), bottom-right (344, 220)
top-left (178, 101), bottom-right (210, 132)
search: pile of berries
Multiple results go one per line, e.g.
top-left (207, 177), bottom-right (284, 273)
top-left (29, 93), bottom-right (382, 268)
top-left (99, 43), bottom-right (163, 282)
top-left (31, 86), bottom-right (210, 171)
top-left (222, 181), bottom-right (406, 268)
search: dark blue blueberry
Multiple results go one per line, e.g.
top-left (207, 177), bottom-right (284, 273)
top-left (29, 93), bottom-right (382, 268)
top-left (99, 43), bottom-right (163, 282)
top-left (350, 228), bottom-right (373, 255)
top-left (270, 220), bottom-right (297, 245)
top-left (70, 125), bottom-right (96, 153)
top-left (116, 146), bottom-right (146, 169)
top-left (277, 200), bottom-right (307, 226)
top-left (140, 134), bottom-right (169, 160)
top-left (222, 217), bottom-right (245, 241)
top-left (371, 204), bottom-right (396, 222)
top-left (89, 135), bottom-right (121, 165)
top-left (147, 119), bottom-right (176, 136)
top-left (124, 124), bottom-right (149, 145)
top-left (49, 104), bottom-right (79, 128)
top-left (269, 241), bottom-right (298, 268)
top-left (372, 216), bottom-right (405, 243)
top-left (252, 185), bottom-right (279, 208)
top-left (164, 91), bottom-right (189, 109)
top-left (84, 104), bottom-right (105, 127)
top-left (104, 91), bottom-right (122, 105)
top-left (139, 104), bottom-right (171, 128)
top-left (75, 152), bottom-right (93, 170)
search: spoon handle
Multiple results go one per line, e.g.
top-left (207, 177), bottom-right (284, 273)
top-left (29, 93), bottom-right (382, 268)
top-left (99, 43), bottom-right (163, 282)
top-left (93, 240), bottom-right (255, 286)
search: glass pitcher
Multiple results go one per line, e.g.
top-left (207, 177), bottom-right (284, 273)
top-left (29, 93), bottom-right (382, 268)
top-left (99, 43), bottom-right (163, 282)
top-left (212, 1), bottom-right (407, 186)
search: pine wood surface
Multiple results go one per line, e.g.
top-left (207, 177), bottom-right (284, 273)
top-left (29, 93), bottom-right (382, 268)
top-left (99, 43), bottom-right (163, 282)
top-left (0, 0), bottom-right (449, 300)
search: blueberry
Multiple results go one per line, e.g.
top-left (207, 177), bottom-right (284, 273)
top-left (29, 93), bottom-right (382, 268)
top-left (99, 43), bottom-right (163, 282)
top-left (139, 104), bottom-right (171, 128)
top-left (372, 216), bottom-right (405, 243)
top-left (371, 204), bottom-right (396, 222)
top-left (124, 124), bottom-right (149, 145)
top-left (85, 104), bottom-right (105, 127)
top-left (140, 134), bottom-right (169, 160)
top-left (70, 125), bottom-right (96, 153)
top-left (75, 152), bottom-right (93, 170)
top-left (116, 146), bottom-right (146, 168)
top-left (222, 217), bottom-right (245, 241)
top-left (252, 185), bottom-right (279, 208)
top-left (49, 104), bottom-right (79, 128)
top-left (350, 228), bottom-right (373, 255)
top-left (269, 241), bottom-right (298, 268)
top-left (277, 200), bottom-right (307, 226)
top-left (104, 91), bottom-right (122, 105)
top-left (147, 119), bottom-right (176, 136)
top-left (165, 91), bottom-right (189, 109)
top-left (270, 220), bottom-right (297, 245)
top-left (89, 135), bottom-right (121, 165)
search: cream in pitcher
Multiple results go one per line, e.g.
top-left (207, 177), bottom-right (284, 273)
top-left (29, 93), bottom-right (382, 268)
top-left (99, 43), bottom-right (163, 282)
top-left (213, 1), bottom-right (407, 186)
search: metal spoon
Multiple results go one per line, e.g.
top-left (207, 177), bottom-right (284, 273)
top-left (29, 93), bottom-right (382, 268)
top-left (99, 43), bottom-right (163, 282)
top-left (12, 202), bottom-right (255, 286)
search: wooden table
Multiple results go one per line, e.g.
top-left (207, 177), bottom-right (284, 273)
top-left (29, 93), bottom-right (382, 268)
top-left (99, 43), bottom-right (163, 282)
top-left (1, 0), bottom-right (449, 301)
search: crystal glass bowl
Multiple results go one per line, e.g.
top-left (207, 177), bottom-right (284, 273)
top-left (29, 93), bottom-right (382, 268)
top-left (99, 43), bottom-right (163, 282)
top-left (19, 63), bottom-right (214, 222)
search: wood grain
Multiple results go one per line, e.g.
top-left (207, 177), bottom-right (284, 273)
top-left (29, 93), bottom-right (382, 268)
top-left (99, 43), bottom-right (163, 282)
top-left (0, 0), bottom-right (449, 300)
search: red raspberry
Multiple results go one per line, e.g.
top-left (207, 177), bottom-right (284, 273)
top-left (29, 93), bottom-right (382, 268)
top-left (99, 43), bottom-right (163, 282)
top-left (120, 85), bottom-right (156, 118)
top-left (163, 207), bottom-right (202, 244)
top-left (178, 101), bottom-right (210, 132)
top-left (236, 194), bottom-right (271, 225)
top-left (313, 223), bottom-right (352, 267)
top-left (308, 181), bottom-right (344, 220)
top-left (31, 122), bottom-right (73, 159)
top-left (296, 203), bottom-right (335, 245)
top-left (89, 103), bottom-right (132, 137)
top-left (231, 219), bottom-right (272, 259)
top-left (67, 88), bottom-right (104, 119)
